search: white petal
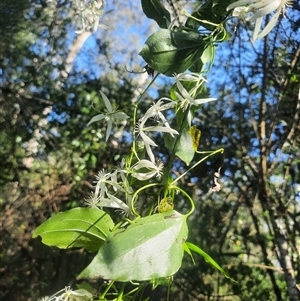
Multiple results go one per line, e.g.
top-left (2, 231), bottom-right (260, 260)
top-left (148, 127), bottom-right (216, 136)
top-left (255, 13), bottom-right (280, 40)
top-left (132, 170), bottom-right (156, 181)
top-left (140, 131), bottom-right (157, 146)
top-left (144, 125), bottom-right (179, 135)
top-left (100, 193), bottom-right (130, 212)
top-left (227, 0), bottom-right (256, 11)
top-left (87, 113), bottom-right (106, 126)
top-left (249, 0), bottom-right (279, 10)
top-left (105, 119), bottom-right (113, 141)
top-left (176, 80), bottom-right (194, 101)
top-left (194, 97), bottom-right (217, 105)
top-left (100, 90), bottom-right (113, 112)
top-left (133, 159), bottom-right (156, 170)
top-left (247, 2), bottom-right (278, 21)
top-left (113, 111), bottom-right (129, 120)
top-left (144, 140), bottom-right (155, 162)
top-left (253, 17), bottom-right (263, 40)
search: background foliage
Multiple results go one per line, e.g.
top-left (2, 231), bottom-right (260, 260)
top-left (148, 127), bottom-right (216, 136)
top-left (1, 0), bottom-right (300, 300)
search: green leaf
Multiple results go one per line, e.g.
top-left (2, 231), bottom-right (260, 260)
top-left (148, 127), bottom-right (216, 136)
top-left (32, 208), bottom-right (114, 252)
top-left (188, 126), bottom-right (201, 151)
top-left (175, 129), bottom-right (195, 165)
top-left (78, 210), bottom-right (188, 281)
top-left (158, 197), bottom-right (174, 213)
top-left (185, 0), bottom-right (232, 31)
top-left (150, 276), bottom-right (172, 288)
top-left (164, 127), bottom-right (195, 166)
top-left (141, 0), bottom-right (171, 29)
top-left (185, 242), bottom-right (235, 281)
top-left (139, 29), bottom-right (206, 76)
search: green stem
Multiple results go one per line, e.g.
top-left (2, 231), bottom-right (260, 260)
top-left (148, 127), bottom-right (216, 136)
top-left (99, 280), bottom-right (115, 299)
top-left (167, 281), bottom-right (171, 301)
top-left (171, 148), bottom-right (224, 185)
top-left (131, 182), bottom-right (160, 216)
top-left (129, 73), bottom-right (160, 166)
top-left (116, 283), bottom-right (126, 301)
top-left (171, 185), bottom-right (195, 216)
top-left (184, 10), bottom-right (221, 28)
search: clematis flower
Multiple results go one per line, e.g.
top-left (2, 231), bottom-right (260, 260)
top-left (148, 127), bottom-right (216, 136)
top-left (93, 169), bottom-right (110, 198)
top-left (84, 194), bottom-right (101, 208)
top-left (227, 0), bottom-right (293, 40)
top-left (136, 120), bottom-right (179, 162)
top-left (88, 90), bottom-right (129, 141)
top-left (173, 73), bottom-right (216, 110)
top-left (38, 286), bottom-right (93, 301)
top-left (98, 192), bottom-right (131, 215)
top-left (131, 159), bottom-right (164, 181)
top-left (141, 99), bottom-right (176, 124)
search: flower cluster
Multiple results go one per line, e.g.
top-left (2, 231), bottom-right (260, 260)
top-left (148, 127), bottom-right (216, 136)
top-left (86, 73), bottom-right (216, 214)
top-left (227, 0), bottom-right (293, 40)
top-left (136, 98), bottom-right (178, 162)
top-left (84, 160), bottom-right (133, 215)
top-left (173, 73), bottom-right (216, 111)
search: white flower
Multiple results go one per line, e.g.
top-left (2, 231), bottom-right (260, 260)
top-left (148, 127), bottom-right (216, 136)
top-left (61, 286), bottom-right (93, 301)
top-left (111, 158), bottom-right (128, 186)
top-left (98, 193), bottom-right (131, 215)
top-left (231, 6), bottom-right (249, 18)
top-left (88, 91), bottom-right (129, 141)
top-left (141, 99), bottom-right (175, 124)
top-left (136, 120), bottom-right (178, 162)
top-left (131, 159), bottom-right (164, 181)
top-left (38, 287), bottom-right (93, 301)
top-left (173, 73), bottom-right (216, 110)
top-left (84, 194), bottom-right (101, 208)
top-left (227, 0), bottom-right (293, 40)
top-left (93, 169), bottom-right (110, 199)
top-left (110, 171), bottom-right (125, 192)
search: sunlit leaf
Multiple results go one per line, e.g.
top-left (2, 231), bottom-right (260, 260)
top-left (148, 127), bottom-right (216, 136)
top-left (188, 126), bottom-right (201, 151)
top-left (139, 29), bottom-right (206, 76)
top-left (78, 210), bottom-right (188, 281)
top-left (165, 128), bottom-right (195, 165)
top-left (32, 208), bottom-right (114, 252)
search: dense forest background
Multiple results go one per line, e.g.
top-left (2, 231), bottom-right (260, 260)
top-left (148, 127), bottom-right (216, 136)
top-left (1, 0), bottom-right (300, 300)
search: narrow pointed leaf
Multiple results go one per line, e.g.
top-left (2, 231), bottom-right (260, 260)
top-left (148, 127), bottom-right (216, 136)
top-left (87, 113), bottom-right (106, 126)
top-left (185, 242), bottom-right (235, 281)
top-left (78, 210), bottom-right (188, 281)
top-left (32, 208), bottom-right (114, 252)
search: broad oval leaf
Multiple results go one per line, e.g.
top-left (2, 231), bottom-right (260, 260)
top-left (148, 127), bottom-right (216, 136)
top-left (139, 29), bottom-right (205, 76)
top-left (32, 207), bottom-right (114, 252)
top-left (164, 127), bottom-right (195, 166)
top-left (78, 210), bottom-right (188, 281)
top-left (174, 129), bottom-right (195, 166)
